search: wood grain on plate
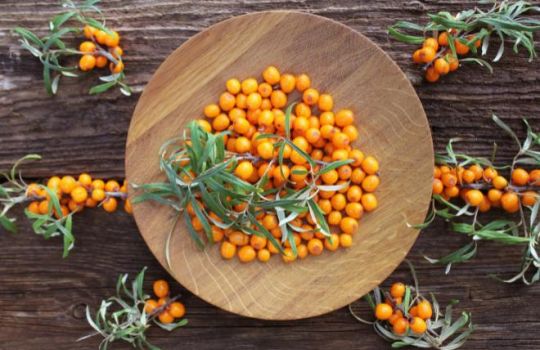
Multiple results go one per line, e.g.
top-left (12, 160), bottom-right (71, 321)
top-left (126, 11), bottom-right (433, 320)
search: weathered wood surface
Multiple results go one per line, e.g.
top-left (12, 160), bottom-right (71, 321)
top-left (0, 0), bottom-right (539, 349)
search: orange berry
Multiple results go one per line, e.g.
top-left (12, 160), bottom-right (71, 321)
top-left (79, 54), bottom-right (96, 71)
top-left (144, 299), bottom-right (158, 314)
top-left (258, 110), bottom-right (275, 127)
top-left (273, 165), bottom-right (290, 183)
top-left (493, 176), bottom-right (508, 190)
top-left (331, 193), bottom-right (347, 211)
top-left (280, 74), bottom-right (296, 93)
top-left (488, 189), bottom-right (502, 202)
top-left (241, 78), bottom-right (258, 94)
top-left (59, 176), bottom-right (77, 194)
top-left (258, 83), bottom-right (272, 98)
top-left (416, 300), bottom-right (433, 319)
top-left (27, 201), bottom-right (40, 214)
top-left (262, 65), bottom-right (280, 84)
top-left (221, 241), bottom-right (237, 259)
top-left (109, 46), bottom-right (124, 58)
top-left (374, 303), bottom-right (393, 320)
top-left (102, 197), bottom-right (118, 212)
top-left (434, 58), bottom-right (450, 75)
top-left (168, 301), bottom-right (185, 318)
top-left (212, 114), bottom-right (230, 131)
top-left (521, 191), bottom-right (537, 207)
top-left (295, 73), bottom-right (311, 92)
top-left (257, 248), bottom-right (271, 262)
top-left (94, 56), bottom-right (107, 68)
top-left (438, 31), bottom-right (449, 46)
top-left (447, 55), bottom-right (459, 71)
top-left (455, 39), bottom-right (470, 55)
top-left (512, 168), bottom-right (529, 186)
top-left (320, 112), bottom-right (335, 127)
top-left (331, 132), bottom-right (350, 149)
top-left (393, 317), bottom-right (409, 335)
top-left (340, 217), bottom-right (358, 234)
top-left (361, 156), bottom-right (379, 175)
top-left (293, 116), bottom-right (309, 134)
top-left (246, 92), bottom-right (262, 110)
top-left (465, 189), bottom-right (484, 206)
top-left (38, 200), bottom-right (50, 215)
top-left (270, 90), bottom-right (287, 108)
top-left (335, 109), bottom-right (354, 128)
top-left (327, 211), bottom-right (342, 226)
top-left (220, 92), bottom-right (236, 111)
top-left (318, 94), bottom-right (333, 111)
top-left (483, 167), bottom-right (498, 181)
top-left (158, 311), bottom-right (174, 324)
top-left (204, 104), bottom-right (220, 118)
top-left (95, 30), bottom-right (108, 45)
top-left (256, 142), bottom-right (273, 160)
top-left (109, 60), bottom-right (124, 74)
top-left (153, 279), bottom-right (170, 298)
top-left (83, 25), bottom-right (96, 39)
top-left (343, 125), bottom-right (359, 142)
top-left (410, 317), bottom-right (427, 334)
top-left (419, 47), bottom-right (436, 63)
top-left (425, 67), bottom-right (440, 83)
top-left (79, 41), bottom-right (96, 53)
top-left (238, 245), bottom-right (256, 263)
top-left (226, 78), bottom-right (241, 94)
top-left (345, 202), bottom-right (363, 219)
top-left (361, 193), bottom-right (378, 212)
top-left (501, 192), bottom-right (519, 213)
top-left (104, 31), bottom-right (120, 47)
top-left (305, 128), bottom-right (321, 144)
top-left (307, 238), bottom-right (324, 256)
top-left (235, 161), bottom-right (254, 181)
top-left (302, 88), bottom-right (319, 106)
top-left (361, 175), bottom-right (379, 193)
top-left (236, 93), bottom-right (247, 109)
top-left (412, 49), bottom-right (423, 64)
top-left (321, 169), bottom-right (339, 185)
top-left (530, 169), bottom-right (540, 185)
top-left (423, 37), bottom-right (439, 51)
top-left (432, 178), bottom-right (443, 194)
top-left (462, 169), bottom-right (476, 184)
top-left (441, 173), bottom-right (457, 187)
top-left (339, 233), bottom-right (353, 248)
top-left (324, 233), bottom-right (340, 251)
top-left (390, 282), bottom-right (406, 298)
top-left (346, 185), bottom-right (363, 203)
top-left (234, 136), bottom-right (251, 153)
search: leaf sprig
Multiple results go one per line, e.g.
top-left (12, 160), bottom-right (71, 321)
top-left (418, 115), bottom-right (540, 284)
top-left (134, 111), bottom-right (352, 262)
top-left (79, 267), bottom-right (187, 350)
top-left (0, 154), bottom-right (76, 257)
top-left (12, 0), bottom-right (131, 95)
top-left (350, 261), bottom-right (474, 349)
top-left (389, 1), bottom-right (540, 74)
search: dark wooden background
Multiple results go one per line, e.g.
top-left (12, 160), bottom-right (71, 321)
top-left (1, 1), bottom-right (539, 349)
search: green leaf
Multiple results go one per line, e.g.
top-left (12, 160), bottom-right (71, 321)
top-left (387, 27), bottom-right (425, 44)
top-left (12, 27), bottom-right (44, 47)
top-left (0, 215), bottom-right (17, 234)
top-left (89, 81), bottom-right (117, 95)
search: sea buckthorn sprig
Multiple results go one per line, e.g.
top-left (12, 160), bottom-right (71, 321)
top-left (12, 0), bottom-right (131, 95)
top-left (0, 154), bottom-right (131, 257)
top-left (79, 267), bottom-right (187, 350)
top-left (350, 262), bottom-right (474, 349)
top-left (421, 115), bottom-right (540, 284)
top-left (388, 1), bottom-right (540, 82)
top-left (135, 66), bottom-right (380, 264)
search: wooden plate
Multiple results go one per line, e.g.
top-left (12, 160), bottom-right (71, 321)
top-left (126, 11), bottom-right (433, 320)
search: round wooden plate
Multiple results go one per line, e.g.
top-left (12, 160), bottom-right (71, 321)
top-left (126, 11), bottom-right (433, 320)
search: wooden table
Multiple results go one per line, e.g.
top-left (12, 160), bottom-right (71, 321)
top-left (1, 1), bottom-right (539, 349)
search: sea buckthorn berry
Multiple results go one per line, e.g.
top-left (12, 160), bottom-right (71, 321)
top-left (109, 46), bottom-right (124, 58)
top-left (412, 49), bottom-right (423, 63)
top-left (220, 92), bottom-right (236, 111)
top-left (447, 55), bottom-right (459, 71)
top-left (38, 200), bottom-right (50, 214)
top-left (339, 233), bottom-right (353, 248)
top-left (320, 112), bottom-right (335, 127)
top-left (349, 150), bottom-right (364, 168)
top-left (465, 189), bottom-right (484, 206)
top-left (374, 303), bottom-right (393, 320)
top-left (235, 136), bottom-right (251, 153)
top-left (257, 142), bottom-right (274, 160)
top-left (83, 25), bottom-right (96, 39)
top-left (296, 73), bottom-right (311, 92)
top-left (153, 279), bottom-right (170, 298)
top-left (511, 168), bottom-right (529, 186)
top-left (501, 192), bottom-right (519, 213)
top-left (250, 235), bottom-right (267, 250)
top-left (425, 66), bottom-right (440, 83)
top-left (318, 199), bottom-right (332, 215)
top-left (441, 173), bottom-right (457, 187)
top-left (455, 39), bottom-right (470, 55)
top-left (78, 173), bottom-right (92, 187)
top-left (332, 132), bottom-right (350, 149)
top-left (46, 176), bottom-right (61, 190)
top-left (95, 56), bottom-right (108, 68)
top-left (229, 231), bottom-right (248, 246)
top-left (102, 197), bottom-right (118, 212)
top-left (487, 189), bottom-right (502, 203)
top-left (295, 103), bottom-right (311, 118)
top-left (221, 241), bottom-right (236, 259)
top-left (256, 248), bottom-right (270, 262)
top-left (462, 169), bottom-right (475, 184)
top-left (197, 119), bottom-right (212, 133)
top-left (105, 31), bottom-right (120, 47)
top-left (280, 74), bottom-right (296, 93)
top-left (423, 37), bottom-right (439, 51)
top-left (338, 165), bottom-right (352, 180)
top-left (302, 88), bottom-right (319, 106)
top-left (262, 65), bottom-right (280, 85)
top-left (159, 311), bottom-right (174, 324)
top-left (212, 114), bottom-right (230, 131)
top-left (410, 317), bottom-right (427, 334)
top-left (361, 175), bottom-right (379, 193)
top-left (492, 175), bottom-right (508, 190)
top-left (238, 245), bottom-right (256, 263)
top-left (530, 169), bottom-right (540, 185)
top-left (92, 179), bottom-right (105, 190)
top-left (241, 78), bottom-right (258, 94)
top-left (346, 185), bottom-right (362, 203)
top-left (483, 167), bottom-right (498, 181)
top-left (305, 128), bottom-right (321, 144)
top-left (327, 211), bottom-right (342, 225)
top-left (294, 116), bottom-right (309, 134)
top-left (144, 299), bottom-right (158, 314)
top-left (438, 31), bottom-right (449, 46)
top-left (246, 92), bottom-right (262, 110)
top-left (258, 110), bottom-right (275, 126)
top-left (307, 238), bottom-right (323, 256)
top-left (235, 161), bottom-right (254, 181)
top-left (324, 233), bottom-right (340, 251)
top-left (361, 156), bottom-right (379, 175)
top-left (432, 178), bottom-right (443, 194)
top-left (236, 93), bottom-right (247, 109)
top-left (28, 201), bottom-right (40, 214)
top-left (258, 82), bottom-right (272, 98)
top-left (318, 94), bottom-right (333, 111)
top-left (273, 165), bottom-right (290, 184)
top-left (521, 191), bottom-right (537, 207)
top-left (419, 47), bottom-right (436, 63)
top-left (105, 180), bottom-right (120, 193)
top-left (262, 214), bottom-right (278, 230)
top-left (79, 54), bottom-right (96, 71)
top-left (79, 41), bottom-right (96, 53)
top-left (60, 176), bottom-right (77, 194)
top-left (169, 302), bottom-right (185, 318)
top-left (340, 217), bottom-right (358, 234)
top-left (270, 90), bottom-right (287, 108)
top-left (290, 150), bottom-right (307, 165)
top-left (331, 193), bottom-right (347, 211)
top-left (204, 104), bottom-right (220, 118)
top-left (390, 282), bottom-right (405, 298)
top-left (361, 193), bottom-right (378, 212)
top-left (321, 169), bottom-right (339, 185)
top-left (233, 117), bottom-right (250, 134)
top-left (434, 58), bottom-right (450, 75)
top-left (335, 109), bottom-right (354, 128)
top-left (282, 248), bottom-right (297, 263)
top-left (226, 78), bottom-right (241, 94)
top-left (345, 202), bottom-right (363, 219)
top-left (109, 60), bottom-right (124, 74)
top-left (95, 30), bottom-right (108, 45)
top-left (343, 125), bottom-right (359, 142)
top-left (416, 300), bottom-right (433, 320)
top-left (91, 188), bottom-right (106, 202)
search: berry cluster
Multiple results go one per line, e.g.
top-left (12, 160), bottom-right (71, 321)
top-left (433, 165), bottom-right (539, 212)
top-left (78, 25), bottom-right (124, 73)
top-left (374, 282), bottom-right (433, 335)
top-left (145, 279), bottom-right (186, 324)
top-left (413, 31), bottom-right (481, 83)
top-left (190, 66), bottom-right (380, 263)
top-left (25, 174), bottom-right (131, 217)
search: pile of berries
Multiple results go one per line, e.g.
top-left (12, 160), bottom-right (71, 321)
top-left (25, 173), bottom-right (132, 217)
top-left (144, 279), bottom-right (186, 324)
top-left (191, 65), bottom-right (380, 263)
top-left (374, 282), bottom-right (433, 335)
top-left (412, 31), bottom-right (481, 82)
top-left (78, 25), bottom-right (124, 73)
top-left (433, 165), bottom-right (539, 212)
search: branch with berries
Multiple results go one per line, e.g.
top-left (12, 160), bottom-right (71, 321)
top-left (388, 1), bottom-right (540, 82)
top-left (12, 0), bottom-right (131, 95)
